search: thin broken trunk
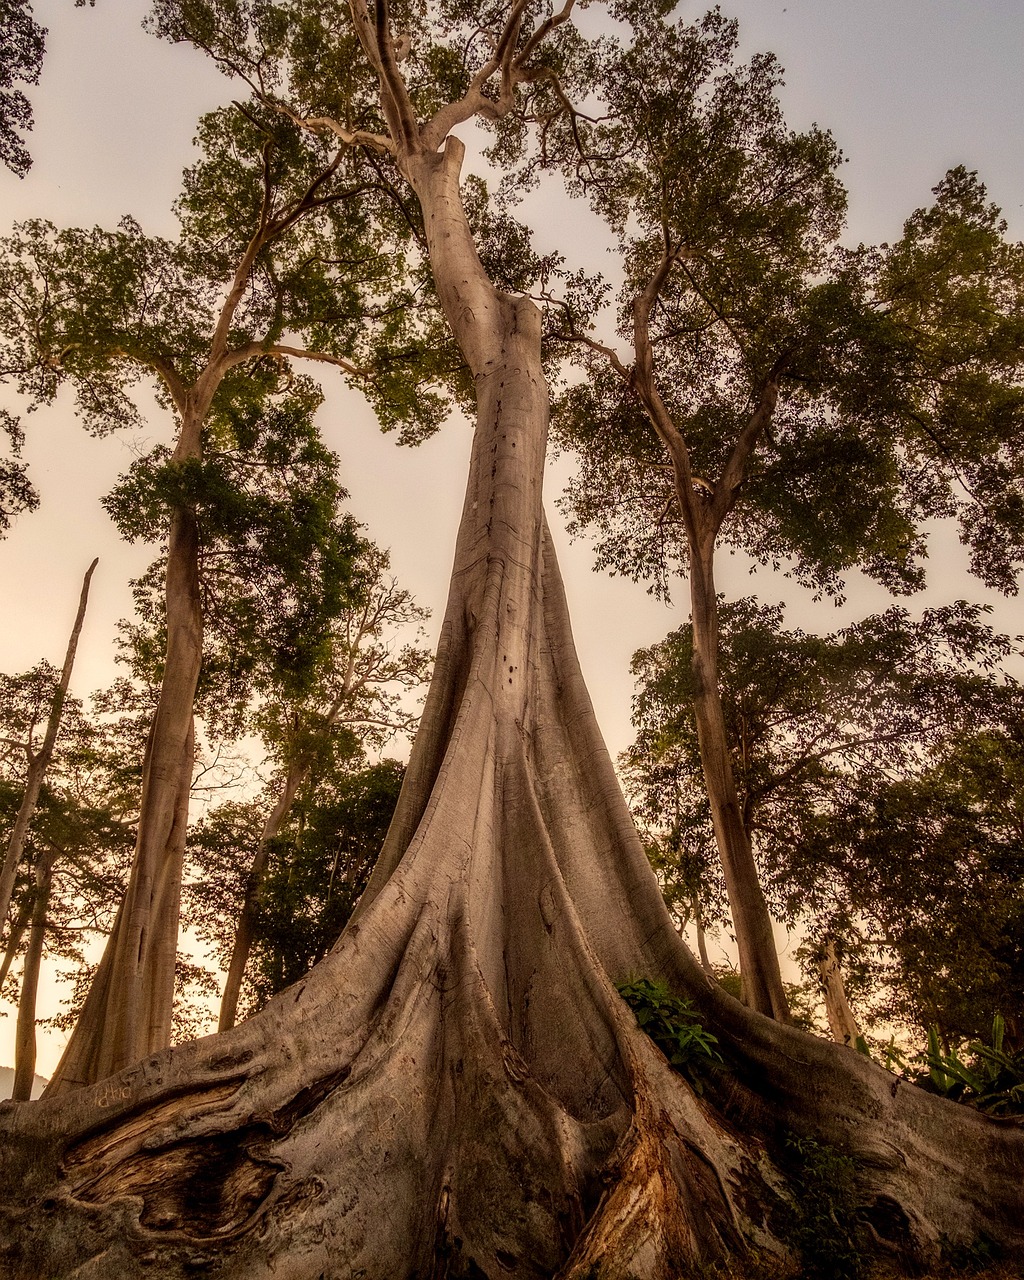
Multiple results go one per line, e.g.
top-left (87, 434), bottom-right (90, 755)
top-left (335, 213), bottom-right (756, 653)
top-left (817, 937), bottom-right (865, 1048)
top-left (218, 761), bottom-right (307, 1032)
top-left (0, 558), bottom-right (98, 933)
top-left (0, 143), bottom-right (1021, 1277)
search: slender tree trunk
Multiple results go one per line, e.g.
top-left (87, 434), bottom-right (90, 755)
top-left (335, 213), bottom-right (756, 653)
top-left (11, 847), bottom-right (56, 1102)
top-left (694, 909), bottom-right (714, 977)
top-left (0, 558), bottom-right (98, 933)
top-left (46, 505), bottom-right (201, 1094)
top-left (817, 937), bottom-right (864, 1048)
top-left (218, 761), bottom-right (307, 1032)
top-left (0, 898), bottom-right (30, 988)
top-left (687, 540), bottom-right (790, 1020)
top-left (1, 137), bottom-right (1022, 1278)
top-left (219, 675), bottom-right (361, 1031)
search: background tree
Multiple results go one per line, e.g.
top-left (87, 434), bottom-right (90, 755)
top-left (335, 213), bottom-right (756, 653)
top-left (622, 595), bottom-right (1024, 1049)
top-left (0, 93), bottom-right (449, 1090)
top-left (0, 669), bottom-right (146, 1090)
top-left (805, 721), bottom-right (1024, 1053)
top-left (542, 10), bottom-right (1024, 1018)
top-left (214, 540), bottom-right (430, 1029)
top-left (0, 557), bottom-right (97, 931)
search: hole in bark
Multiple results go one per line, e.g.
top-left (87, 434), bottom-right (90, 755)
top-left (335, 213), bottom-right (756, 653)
top-left (495, 1248), bottom-right (518, 1269)
top-left (272, 1065), bottom-right (351, 1130)
top-left (64, 1068), bottom-right (352, 1239)
top-left (207, 1049), bottom-right (254, 1072)
top-left (863, 1194), bottom-right (913, 1250)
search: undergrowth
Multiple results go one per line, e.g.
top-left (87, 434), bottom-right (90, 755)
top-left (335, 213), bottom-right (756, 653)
top-left (616, 976), bottom-right (722, 1091)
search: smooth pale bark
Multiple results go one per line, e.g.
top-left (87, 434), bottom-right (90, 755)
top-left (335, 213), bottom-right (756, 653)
top-left (0, 135), bottom-right (1021, 1277)
top-left (0, 558), bottom-right (98, 933)
top-left (45, 505), bottom-right (201, 1094)
top-left (11, 846), bottom-right (55, 1101)
top-left (818, 937), bottom-right (865, 1048)
top-left (687, 540), bottom-right (790, 1021)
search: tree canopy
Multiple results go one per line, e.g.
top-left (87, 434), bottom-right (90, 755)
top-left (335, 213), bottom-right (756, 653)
top-left (623, 595), bottom-right (1024, 1046)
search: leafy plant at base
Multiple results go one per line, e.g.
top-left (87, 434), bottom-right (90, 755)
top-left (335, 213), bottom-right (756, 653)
top-left (616, 976), bottom-right (721, 1091)
top-left (781, 1134), bottom-right (864, 1280)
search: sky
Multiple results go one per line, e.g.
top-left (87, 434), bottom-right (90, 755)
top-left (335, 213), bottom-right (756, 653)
top-left (1, 0), bottom-right (1023, 1076)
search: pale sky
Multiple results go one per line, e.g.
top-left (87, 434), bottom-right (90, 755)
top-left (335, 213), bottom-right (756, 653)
top-left (2, 0), bottom-right (1023, 1075)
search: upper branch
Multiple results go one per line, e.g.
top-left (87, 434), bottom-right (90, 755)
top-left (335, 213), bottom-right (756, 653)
top-left (221, 343), bottom-right (366, 379)
top-left (711, 355), bottom-right (788, 526)
top-left (349, 0), bottom-right (420, 152)
top-left (422, 0), bottom-right (576, 150)
top-left (629, 252), bottom-right (706, 539)
top-left (268, 98), bottom-right (394, 156)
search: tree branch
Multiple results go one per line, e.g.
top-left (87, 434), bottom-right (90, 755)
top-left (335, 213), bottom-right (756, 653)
top-left (219, 342), bottom-right (366, 379)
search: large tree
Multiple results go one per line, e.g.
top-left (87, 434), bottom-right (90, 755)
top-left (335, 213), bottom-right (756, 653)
top-left (0, 93), bottom-right (443, 1090)
top-left (545, 11), bottom-right (1024, 1019)
top-left (0, 4), bottom-right (1022, 1277)
top-left (622, 596), bottom-right (1024, 1048)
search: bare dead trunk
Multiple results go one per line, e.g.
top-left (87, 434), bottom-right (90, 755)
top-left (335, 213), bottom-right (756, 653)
top-left (45, 509), bottom-right (201, 1094)
top-left (0, 897), bottom-right (30, 988)
top-left (0, 141), bottom-right (1021, 1278)
top-left (11, 847), bottom-right (55, 1101)
top-left (818, 937), bottom-right (864, 1048)
top-left (694, 909), bottom-right (714, 977)
top-left (218, 762), bottom-right (307, 1033)
top-left (0, 558), bottom-right (98, 934)
top-left (688, 543), bottom-right (790, 1021)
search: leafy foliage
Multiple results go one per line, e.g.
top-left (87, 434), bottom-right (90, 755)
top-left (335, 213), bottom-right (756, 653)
top-left (780, 1134), bottom-right (864, 1280)
top-left (622, 597), bottom-right (1024, 1043)
top-left (106, 374), bottom-right (366, 733)
top-left (0, 0), bottom-right (46, 177)
top-left (918, 1017), bottom-right (1024, 1117)
top-left (616, 976), bottom-right (721, 1091)
top-left (188, 758), bottom-right (405, 1019)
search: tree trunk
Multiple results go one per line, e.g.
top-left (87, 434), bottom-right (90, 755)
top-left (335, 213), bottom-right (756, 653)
top-left (218, 761), bottom-right (307, 1033)
top-left (818, 937), bottom-right (865, 1048)
top-left (687, 542), bottom-right (790, 1021)
top-left (0, 558), bottom-right (98, 933)
top-left (11, 846), bottom-right (55, 1101)
top-left (694, 909), bottom-right (715, 978)
top-left (0, 140), bottom-right (1021, 1277)
top-left (45, 508), bottom-right (201, 1094)
top-left (0, 897), bottom-right (31, 988)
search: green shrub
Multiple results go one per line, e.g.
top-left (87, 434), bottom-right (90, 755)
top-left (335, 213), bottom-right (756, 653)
top-left (920, 1016), bottom-right (1024, 1116)
top-left (616, 976), bottom-right (722, 1091)
top-left (781, 1134), bottom-right (864, 1280)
